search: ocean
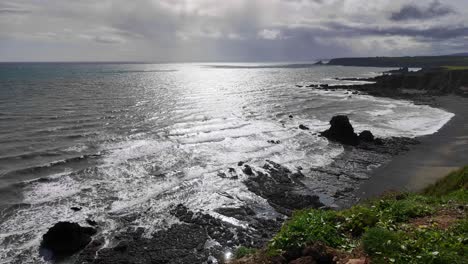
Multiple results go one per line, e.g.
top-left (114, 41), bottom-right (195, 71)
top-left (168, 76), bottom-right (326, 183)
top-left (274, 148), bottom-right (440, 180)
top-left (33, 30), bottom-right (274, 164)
top-left (0, 62), bottom-right (454, 263)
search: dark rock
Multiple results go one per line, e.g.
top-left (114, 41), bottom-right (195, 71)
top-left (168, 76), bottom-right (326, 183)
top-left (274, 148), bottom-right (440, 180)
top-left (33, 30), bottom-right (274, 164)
top-left (243, 165), bottom-right (254, 175)
top-left (386, 67), bottom-right (409, 74)
top-left (268, 140), bottom-right (281, 144)
top-left (358, 130), bottom-right (375, 142)
top-left (301, 243), bottom-right (335, 264)
top-left (238, 161), bottom-right (245, 166)
top-left (296, 85), bottom-right (303, 88)
top-left (86, 219), bottom-right (98, 226)
top-left (321, 115), bottom-right (359, 146)
top-left (299, 124), bottom-right (310, 130)
top-left (314, 60), bottom-right (324, 65)
top-left (70, 207), bottom-right (82, 212)
top-left (289, 115), bottom-right (294, 118)
top-left (243, 160), bottom-right (323, 215)
top-left (215, 206), bottom-right (256, 221)
top-left (289, 256), bottom-right (317, 264)
top-left (217, 172), bottom-right (228, 178)
top-left (374, 138), bottom-right (384, 145)
top-left (113, 241), bottom-right (128, 252)
top-left (333, 187), bottom-right (354, 198)
top-left (40, 222), bottom-right (97, 260)
top-left (228, 167), bottom-right (236, 173)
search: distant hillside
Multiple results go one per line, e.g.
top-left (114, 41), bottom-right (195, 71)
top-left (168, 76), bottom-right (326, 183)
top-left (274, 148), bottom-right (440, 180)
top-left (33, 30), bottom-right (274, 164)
top-left (328, 56), bottom-right (468, 67)
top-left (448, 52), bottom-right (468, 56)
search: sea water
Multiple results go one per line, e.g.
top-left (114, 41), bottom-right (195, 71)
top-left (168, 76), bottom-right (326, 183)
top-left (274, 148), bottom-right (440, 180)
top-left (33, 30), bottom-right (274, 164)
top-left (0, 62), bottom-right (454, 263)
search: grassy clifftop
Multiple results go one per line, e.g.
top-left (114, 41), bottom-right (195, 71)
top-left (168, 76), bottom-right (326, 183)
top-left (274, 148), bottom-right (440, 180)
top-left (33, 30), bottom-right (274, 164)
top-left (233, 167), bottom-right (467, 264)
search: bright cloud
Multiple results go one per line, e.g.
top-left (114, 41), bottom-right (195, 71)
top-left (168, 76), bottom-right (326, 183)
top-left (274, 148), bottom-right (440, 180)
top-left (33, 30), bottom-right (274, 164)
top-left (0, 0), bottom-right (467, 61)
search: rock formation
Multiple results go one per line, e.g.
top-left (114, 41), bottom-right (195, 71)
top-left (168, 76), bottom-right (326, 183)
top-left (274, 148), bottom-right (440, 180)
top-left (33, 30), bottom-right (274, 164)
top-left (40, 222), bottom-right (96, 260)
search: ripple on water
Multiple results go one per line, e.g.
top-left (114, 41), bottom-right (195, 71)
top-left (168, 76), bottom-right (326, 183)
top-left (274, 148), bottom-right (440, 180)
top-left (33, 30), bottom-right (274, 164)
top-left (0, 63), bottom-right (455, 263)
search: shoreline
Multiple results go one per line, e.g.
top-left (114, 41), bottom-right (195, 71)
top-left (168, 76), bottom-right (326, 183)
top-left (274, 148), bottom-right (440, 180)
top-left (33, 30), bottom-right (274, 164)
top-left (356, 95), bottom-right (468, 199)
top-left (52, 69), bottom-right (467, 263)
top-left (326, 68), bottom-right (468, 202)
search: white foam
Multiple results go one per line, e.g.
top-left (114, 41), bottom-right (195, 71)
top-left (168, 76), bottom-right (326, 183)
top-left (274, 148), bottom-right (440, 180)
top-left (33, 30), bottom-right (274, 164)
top-left (1, 65), bottom-right (456, 263)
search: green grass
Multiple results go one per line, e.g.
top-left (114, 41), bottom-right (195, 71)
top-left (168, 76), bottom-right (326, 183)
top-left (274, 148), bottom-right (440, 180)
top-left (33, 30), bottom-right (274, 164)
top-left (423, 166), bottom-right (467, 196)
top-left (234, 246), bottom-right (256, 259)
top-left (268, 209), bottom-right (345, 254)
top-left (363, 221), bottom-right (468, 264)
top-left (443, 66), bottom-right (468, 70)
top-left (266, 167), bottom-right (468, 263)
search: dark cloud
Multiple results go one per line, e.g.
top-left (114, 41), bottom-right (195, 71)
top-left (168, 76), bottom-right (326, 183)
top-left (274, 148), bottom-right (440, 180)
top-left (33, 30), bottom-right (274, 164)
top-left (321, 22), bottom-right (468, 40)
top-left (390, 0), bottom-right (454, 21)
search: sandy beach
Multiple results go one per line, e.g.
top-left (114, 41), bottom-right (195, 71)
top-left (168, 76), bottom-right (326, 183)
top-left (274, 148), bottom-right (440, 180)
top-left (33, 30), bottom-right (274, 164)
top-left (357, 95), bottom-right (468, 199)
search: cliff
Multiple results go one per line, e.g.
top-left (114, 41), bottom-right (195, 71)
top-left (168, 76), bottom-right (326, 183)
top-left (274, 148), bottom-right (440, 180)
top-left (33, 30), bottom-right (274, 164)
top-left (231, 167), bottom-right (468, 264)
top-left (373, 68), bottom-right (468, 96)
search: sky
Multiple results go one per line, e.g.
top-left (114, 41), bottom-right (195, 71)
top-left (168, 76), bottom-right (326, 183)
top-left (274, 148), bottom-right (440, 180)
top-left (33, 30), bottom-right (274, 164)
top-left (1, 0), bottom-right (467, 62)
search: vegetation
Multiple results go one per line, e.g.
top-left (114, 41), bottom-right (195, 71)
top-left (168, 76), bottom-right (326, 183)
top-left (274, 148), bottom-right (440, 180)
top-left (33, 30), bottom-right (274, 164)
top-left (262, 167), bottom-right (468, 263)
top-left (423, 166), bottom-right (468, 196)
top-left (234, 246), bottom-right (256, 259)
top-left (443, 66), bottom-right (468, 71)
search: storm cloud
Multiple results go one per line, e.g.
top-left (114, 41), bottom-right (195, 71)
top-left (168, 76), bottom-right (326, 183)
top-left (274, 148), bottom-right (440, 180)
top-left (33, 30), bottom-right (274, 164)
top-left (0, 0), bottom-right (467, 62)
top-left (390, 1), bottom-right (455, 21)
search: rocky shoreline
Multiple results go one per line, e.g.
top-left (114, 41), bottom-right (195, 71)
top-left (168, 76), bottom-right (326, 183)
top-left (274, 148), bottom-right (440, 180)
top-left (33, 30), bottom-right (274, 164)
top-left (330, 67), bottom-right (468, 105)
top-left (67, 122), bottom-right (418, 263)
top-left (40, 68), bottom-right (463, 264)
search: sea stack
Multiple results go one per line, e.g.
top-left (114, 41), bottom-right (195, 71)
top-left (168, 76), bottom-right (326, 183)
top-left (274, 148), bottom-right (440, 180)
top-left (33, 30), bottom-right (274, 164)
top-left (321, 115), bottom-right (359, 146)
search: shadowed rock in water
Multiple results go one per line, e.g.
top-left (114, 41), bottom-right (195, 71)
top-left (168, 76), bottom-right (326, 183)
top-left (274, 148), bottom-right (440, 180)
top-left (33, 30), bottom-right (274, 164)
top-left (359, 130), bottom-right (375, 142)
top-left (321, 115), bottom-right (359, 146)
top-left (40, 222), bottom-right (96, 260)
top-left (243, 164), bottom-right (254, 175)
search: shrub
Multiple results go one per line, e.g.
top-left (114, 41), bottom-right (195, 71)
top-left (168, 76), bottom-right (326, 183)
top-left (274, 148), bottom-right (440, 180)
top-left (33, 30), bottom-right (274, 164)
top-left (374, 196), bottom-right (434, 223)
top-left (338, 205), bottom-right (379, 236)
top-left (234, 246), bottom-right (256, 259)
top-left (268, 209), bottom-right (344, 254)
top-left (362, 220), bottom-right (468, 264)
top-left (362, 227), bottom-right (402, 256)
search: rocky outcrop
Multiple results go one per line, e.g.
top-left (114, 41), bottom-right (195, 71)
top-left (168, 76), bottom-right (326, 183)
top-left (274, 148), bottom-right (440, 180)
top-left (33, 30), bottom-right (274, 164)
top-left (332, 68), bottom-right (468, 98)
top-left (76, 204), bottom-right (282, 264)
top-left (40, 222), bottom-right (96, 260)
top-left (243, 160), bottom-right (323, 215)
top-left (321, 116), bottom-right (382, 147)
top-left (321, 115), bottom-right (359, 146)
top-left (358, 130), bottom-right (375, 142)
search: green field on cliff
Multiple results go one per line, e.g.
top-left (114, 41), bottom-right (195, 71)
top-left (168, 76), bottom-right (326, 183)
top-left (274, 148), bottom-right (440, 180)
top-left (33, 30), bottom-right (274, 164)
top-left (234, 167), bottom-right (468, 264)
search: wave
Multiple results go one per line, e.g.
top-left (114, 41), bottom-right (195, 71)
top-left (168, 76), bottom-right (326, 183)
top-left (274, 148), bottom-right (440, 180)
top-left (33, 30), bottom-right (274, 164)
top-left (204, 63), bottom-right (319, 69)
top-left (1, 154), bottom-right (99, 179)
top-left (104, 69), bottom-right (178, 74)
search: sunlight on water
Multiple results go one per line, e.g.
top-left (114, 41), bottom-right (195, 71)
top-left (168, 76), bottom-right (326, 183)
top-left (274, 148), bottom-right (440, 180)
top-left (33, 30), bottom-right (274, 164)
top-left (0, 63), bottom-right (454, 263)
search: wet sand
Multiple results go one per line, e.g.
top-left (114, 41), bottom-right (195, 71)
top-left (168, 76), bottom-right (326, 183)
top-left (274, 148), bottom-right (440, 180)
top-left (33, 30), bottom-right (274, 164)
top-left (357, 95), bottom-right (468, 199)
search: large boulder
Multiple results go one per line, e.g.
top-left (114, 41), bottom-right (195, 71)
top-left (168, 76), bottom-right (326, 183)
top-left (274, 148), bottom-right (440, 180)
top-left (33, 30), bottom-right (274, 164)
top-left (321, 115), bottom-right (359, 146)
top-left (358, 130), bottom-right (375, 142)
top-left (40, 222), bottom-right (97, 260)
